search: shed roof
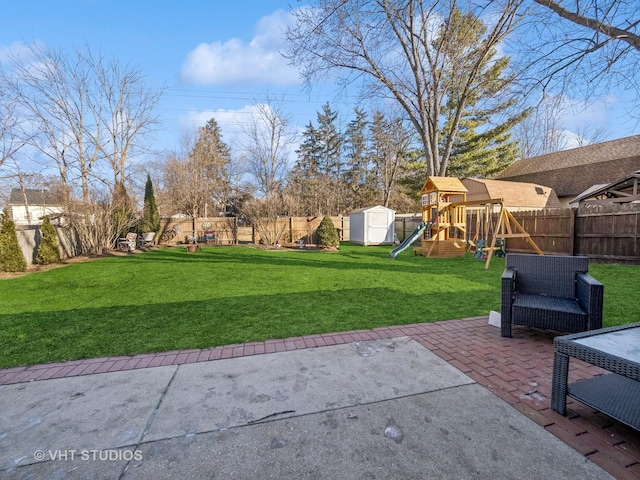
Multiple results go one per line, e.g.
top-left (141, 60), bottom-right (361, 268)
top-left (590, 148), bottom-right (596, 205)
top-left (496, 135), bottom-right (640, 197)
top-left (462, 178), bottom-right (561, 209)
top-left (349, 205), bottom-right (395, 215)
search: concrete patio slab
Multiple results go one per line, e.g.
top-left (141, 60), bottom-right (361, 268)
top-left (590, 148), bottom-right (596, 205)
top-left (145, 336), bottom-right (473, 441)
top-left (0, 337), bottom-right (612, 479)
top-left (129, 385), bottom-right (608, 480)
top-left (0, 366), bottom-right (176, 471)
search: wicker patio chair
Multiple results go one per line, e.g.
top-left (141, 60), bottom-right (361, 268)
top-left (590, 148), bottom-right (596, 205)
top-left (501, 253), bottom-right (604, 338)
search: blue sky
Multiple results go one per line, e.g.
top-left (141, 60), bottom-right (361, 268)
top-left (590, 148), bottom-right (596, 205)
top-left (0, 0), bottom-right (348, 157)
top-left (1, 0), bottom-right (637, 161)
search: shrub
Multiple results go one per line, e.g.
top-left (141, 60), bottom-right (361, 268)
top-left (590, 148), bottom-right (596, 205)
top-left (315, 215), bottom-right (340, 248)
top-left (35, 216), bottom-right (61, 265)
top-left (0, 209), bottom-right (27, 272)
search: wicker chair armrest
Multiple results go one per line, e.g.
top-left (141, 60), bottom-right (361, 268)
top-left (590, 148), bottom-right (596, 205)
top-left (576, 273), bottom-right (604, 330)
top-left (502, 268), bottom-right (516, 291)
top-left (501, 268), bottom-right (516, 336)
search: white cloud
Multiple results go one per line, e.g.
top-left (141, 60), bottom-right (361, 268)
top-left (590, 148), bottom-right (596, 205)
top-left (180, 10), bottom-right (301, 87)
top-left (0, 41), bottom-right (41, 65)
top-left (180, 105), bottom-right (259, 149)
top-left (179, 104), bottom-right (300, 166)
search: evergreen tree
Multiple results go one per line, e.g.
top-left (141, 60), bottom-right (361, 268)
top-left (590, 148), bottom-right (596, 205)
top-left (314, 215), bottom-right (340, 249)
top-left (316, 102), bottom-right (343, 178)
top-left (189, 118), bottom-right (232, 217)
top-left (286, 103), bottom-right (345, 215)
top-left (141, 174), bottom-right (160, 235)
top-left (445, 109), bottom-right (529, 178)
top-left (0, 209), bottom-right (27, 272)
top-left (35, 216), bottom-right (61, 265)
top-left (437, 9), bottom-right (529, 178)
top-left (344, 108), bottom-right (377, 209)
top-left (287, 121), bottom-right (322, 215)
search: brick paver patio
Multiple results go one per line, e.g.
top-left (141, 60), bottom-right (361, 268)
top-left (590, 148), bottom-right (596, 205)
top-left (1, 316), bottom-right (638, 479)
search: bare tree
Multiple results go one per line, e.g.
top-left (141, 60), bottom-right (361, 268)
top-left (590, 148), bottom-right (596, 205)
top-left (0, 86), bottom-right (29, 170)
top-left (3, 46), bottom-right (100, 204)
top-left (533, 0), bottom-right (640, 51)
top-left (515, 92), bottom-right (612, 157)
top-left (369, 111), bottom-right (413, 207)
top-left (241, 192), bottom-right (294, 245)
top-left (515, 94), bottom-right (568, 157)
top-left (89, 50), bottom-right (164, 190)
top-left (1, 45), bottom-right (162, 253)
top-left (2, 45), bottom-right (162, 200)
top-left (161, 120), bottom-right (232, 219)
top-left (240, 94), bottom-right (295, 197)
top-left (520, 0), bottom-right (640, 110)
top-left (286, 0), bottom-right (524, 176)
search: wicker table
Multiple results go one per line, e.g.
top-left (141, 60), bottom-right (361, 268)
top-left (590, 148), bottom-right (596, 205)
top-left (551, 322), bottom-right (640, 431)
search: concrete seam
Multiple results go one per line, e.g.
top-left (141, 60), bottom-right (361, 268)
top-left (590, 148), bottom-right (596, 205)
top-left (131, 382), bottom-right (480, 448)
top-left (118, 365), bottom-right (180, 480)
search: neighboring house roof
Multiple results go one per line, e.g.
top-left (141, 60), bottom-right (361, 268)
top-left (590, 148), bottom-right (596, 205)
top-left (8, 188), bottom-right (64, 206)
top-left (496, 135), bottom-right (640, 198)
top-left (462, 178), bottom-right (561, 209)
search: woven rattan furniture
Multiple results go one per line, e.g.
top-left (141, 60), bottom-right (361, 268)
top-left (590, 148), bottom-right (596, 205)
top-left (501, 254), bottom-right (604, 338)
top-left (551, 323), bottom-right (640, 431)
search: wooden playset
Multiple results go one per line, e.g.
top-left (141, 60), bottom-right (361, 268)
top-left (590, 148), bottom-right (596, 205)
top-left (415, 176), bottom-right (543, 268)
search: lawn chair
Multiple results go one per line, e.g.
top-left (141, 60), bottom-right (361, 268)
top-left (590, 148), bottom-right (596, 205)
top-left (118, 232), bottom-right (138, 253)
top-left (203, 231), bottom-right (216, 244)
top-left (138, 232), bottom-right (156, 248)
top-left (501, 253), bottom-right (603, 338)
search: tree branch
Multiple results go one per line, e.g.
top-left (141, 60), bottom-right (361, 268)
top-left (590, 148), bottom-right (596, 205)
top-left (533, 0), bottom-right (640, 51)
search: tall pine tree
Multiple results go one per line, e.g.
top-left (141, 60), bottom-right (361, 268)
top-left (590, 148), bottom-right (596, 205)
top-left (141, 174), bottom-right (160, 235)
top-left (343, 108), bottom-right (377, 210)
top-left (437, 8), bottom-right (529, 178)
top-left (287, 103), bottom-right (345, 215)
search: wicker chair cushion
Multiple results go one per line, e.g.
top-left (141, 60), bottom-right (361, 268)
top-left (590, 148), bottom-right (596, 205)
top-left (512, 293), bottom-right (587, 332)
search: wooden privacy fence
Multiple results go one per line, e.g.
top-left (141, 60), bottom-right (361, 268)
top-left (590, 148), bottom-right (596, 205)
top-left (576, 203), bottom-right (640, 263)
top-left (13, 205), bottom-right (640, 264)
top-left (16, 225), bottom-right (80, 265)
top-left (466, 203), bottom-right (640, 263)
top-left (466, 208), bottom-right (575, 256)
top-left (159, 216), bottom-right (350, 246)
top-left (161, 204), bottom-right (640, 263)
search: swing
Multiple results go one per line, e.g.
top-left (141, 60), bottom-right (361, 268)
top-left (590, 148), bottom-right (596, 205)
top-left (473, 207), bottom-right (485, 259)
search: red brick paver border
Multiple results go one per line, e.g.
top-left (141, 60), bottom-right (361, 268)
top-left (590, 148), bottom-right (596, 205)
top-left (0, 316), bottom-right (638, 479)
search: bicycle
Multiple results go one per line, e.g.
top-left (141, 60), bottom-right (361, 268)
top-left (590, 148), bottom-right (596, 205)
top-left (160, 224), bottom-right (183, 243)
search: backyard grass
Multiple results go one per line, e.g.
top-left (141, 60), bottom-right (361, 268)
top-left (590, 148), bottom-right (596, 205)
top-left (0, 243), bottom-right (637, 369)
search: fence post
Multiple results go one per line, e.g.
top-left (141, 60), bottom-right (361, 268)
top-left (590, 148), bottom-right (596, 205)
top-left (569, 208), bottom-right (577, 255)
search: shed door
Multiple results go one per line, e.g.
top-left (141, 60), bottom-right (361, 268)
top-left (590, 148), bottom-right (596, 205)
top-left (368, 212), bottom-right (390, 243)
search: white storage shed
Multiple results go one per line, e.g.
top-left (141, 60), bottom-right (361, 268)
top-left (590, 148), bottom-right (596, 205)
top-left (349, 205), bottom-right (396, 245)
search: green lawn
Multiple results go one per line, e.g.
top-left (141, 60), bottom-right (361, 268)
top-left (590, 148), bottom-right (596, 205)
top-left (0, 244), bottom-right (637, 368)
